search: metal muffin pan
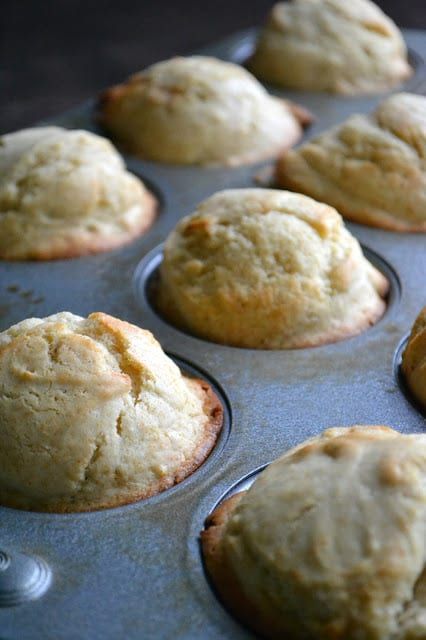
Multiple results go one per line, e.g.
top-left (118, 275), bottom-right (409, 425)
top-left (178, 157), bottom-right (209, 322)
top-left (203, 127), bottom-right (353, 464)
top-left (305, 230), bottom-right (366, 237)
top-left (1, 28), bottom-right (426, 640)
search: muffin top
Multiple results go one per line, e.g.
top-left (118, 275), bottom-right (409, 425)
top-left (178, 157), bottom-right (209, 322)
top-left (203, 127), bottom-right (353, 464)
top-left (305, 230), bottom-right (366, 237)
top-left (250, 0), bottom-right (412, 94)
top-left (203, 426), bottom-right (426, 639)
top-left (0, 312), bottom-right (222, 512)
top-left (402, 306), bottom-right (426, 408)
top-left (157, 188), bottom-right (388, 348)
top-left (98, 56), bottom-right (306, 165)
top-left (277, 93), bottom-right (426, 232)
top-left (0, 127), bottom-right (155, 260)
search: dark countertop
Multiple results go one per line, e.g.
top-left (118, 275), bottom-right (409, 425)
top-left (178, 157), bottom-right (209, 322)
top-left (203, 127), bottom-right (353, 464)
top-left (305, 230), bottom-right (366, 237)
top-left (2, 0), bottom-right (425, 132)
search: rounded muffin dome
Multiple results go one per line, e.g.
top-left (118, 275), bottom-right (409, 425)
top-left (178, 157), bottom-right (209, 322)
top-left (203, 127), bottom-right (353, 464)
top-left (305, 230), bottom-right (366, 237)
top-left (0, 312), bottom-right (222, 512)
top-left (202, 426), bottom-right (426, 640)
top-left (0, 127), bottom-right (156, 260)
top-left (250, 0), bottom-right (412, 94)
top-left (156, 189), bottom-right (388, 349)
top-left (277, 93), bottom-right (426, 232)
top-left (402, 307), bottom-right (426, 409)
top-left (98, 55), bottom-right (306, 165)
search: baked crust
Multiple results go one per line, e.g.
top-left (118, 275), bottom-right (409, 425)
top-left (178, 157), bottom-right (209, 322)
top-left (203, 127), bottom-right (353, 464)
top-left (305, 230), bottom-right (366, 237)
top-left (28, 375), bottom-right (223, 513)
top-left (201, 492), bottom-right (283, 639)
top-left (0, 127), bottom-right (157, 260)
top-left (0, 312), bottom-right (223, 512)
top-left (202, 426), bottom-right (426, 639)
top-left (157, 188), bottom-right (388, 349)
top-left (2, 189), bottom-right (157, 261)
top-left (203, 492), bottom-right (306, 639)
top-left (276, 93), bottom-right (426, 232)
top-left (401, 307), bottom-right (426, 409)
top-left (249, 0), bottom-right (412, 94)
top-left (98, 56), bottom-right (308, 166)
top-left (276, 162), bottom-right (426, 233)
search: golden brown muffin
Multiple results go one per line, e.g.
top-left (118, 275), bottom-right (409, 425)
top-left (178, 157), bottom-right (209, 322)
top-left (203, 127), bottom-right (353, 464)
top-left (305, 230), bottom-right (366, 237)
top-left (156, 188), bottom-right (388, 349)
top-left (98, 56), bottom-right (309, 166)
top-left (202, 426), bottom-right (426, 640)
top-left (250, 0), bottom-right (412, 94)
top-left (401, 307), bottom-right (426, 408)
top-left (277, 93), bottom-right (426, 232)
top-left (0, 312), bottom-right (223, 512)
top-left (0, 127), bottom-right (156, 260)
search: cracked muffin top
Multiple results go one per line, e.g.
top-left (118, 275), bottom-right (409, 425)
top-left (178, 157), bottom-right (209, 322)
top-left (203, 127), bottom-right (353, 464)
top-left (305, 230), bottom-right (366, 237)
top-left (202, 425), bottom-right (426, 639)
top-left (0, 312), bottom-right (222, 512)
top-left (402, 307), bottom-right (426, 409)
top-left (156, 188), bottom-right (388, 349)
top-left (277, 93), bottom-right (426, 232)
top-left (98, 55), bottom-right (307, 166)
top-left (249, 0), bottom-right (412, 94)
top-left (0, 127), bottom-right (156, 260)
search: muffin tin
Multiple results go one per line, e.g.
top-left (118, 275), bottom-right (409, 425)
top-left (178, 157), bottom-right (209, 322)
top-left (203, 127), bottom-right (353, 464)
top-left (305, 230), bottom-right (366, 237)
top-left (1, 27), bottom-right (426, 640)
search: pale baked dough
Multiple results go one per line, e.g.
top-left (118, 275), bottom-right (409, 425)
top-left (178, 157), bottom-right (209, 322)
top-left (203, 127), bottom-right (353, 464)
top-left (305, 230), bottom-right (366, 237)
top-left (250, 0), bottom-right (412, 94)
top-left (98, 56), bottom-right (307, 165)
top-left (0, 312), bottom-right (222, 512)
top-left (402, 307), bottom-right (426, 408)
top-left (156, 188), bottom-right (388, 349)
top-left (202, 425), bottom-right (426, 640)
top-left (277, 93), bottom-right (426, 232)
top-left (0, 127), bottom-right (156, 260)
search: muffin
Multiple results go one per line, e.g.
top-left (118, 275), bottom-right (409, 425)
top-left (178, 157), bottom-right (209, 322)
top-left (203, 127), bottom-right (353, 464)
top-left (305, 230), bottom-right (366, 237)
top-left (277, 93), bottom-right (426, 232)
top-left (156, 189), bottom-right (388, 349)
top-left (0, 312), bottom-right (223, 512)
top-left (401, 307), bottom-right (426, 409)
top-left (98, 56), bottom-right (309, 166)
top-left (249, 0), bottom-right (412, 94)
top-left (202, 425), bottom-right (426, 640)
top-left (0, 127), bottom-right (156, 260)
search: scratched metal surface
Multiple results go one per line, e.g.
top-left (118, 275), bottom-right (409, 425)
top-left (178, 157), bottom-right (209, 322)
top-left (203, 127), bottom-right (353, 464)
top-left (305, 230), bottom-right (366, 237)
top-left (0, 28), bottom-right (425, 640)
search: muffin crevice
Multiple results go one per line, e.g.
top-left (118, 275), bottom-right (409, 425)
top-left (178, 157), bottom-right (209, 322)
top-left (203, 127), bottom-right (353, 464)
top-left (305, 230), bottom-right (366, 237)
top-left (277, 93), bottom-right (426, 231)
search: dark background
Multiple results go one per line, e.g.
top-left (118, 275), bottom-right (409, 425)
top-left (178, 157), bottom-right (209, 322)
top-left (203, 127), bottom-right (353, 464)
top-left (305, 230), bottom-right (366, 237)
top-left (2, 0), bottom-right (425, 132)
